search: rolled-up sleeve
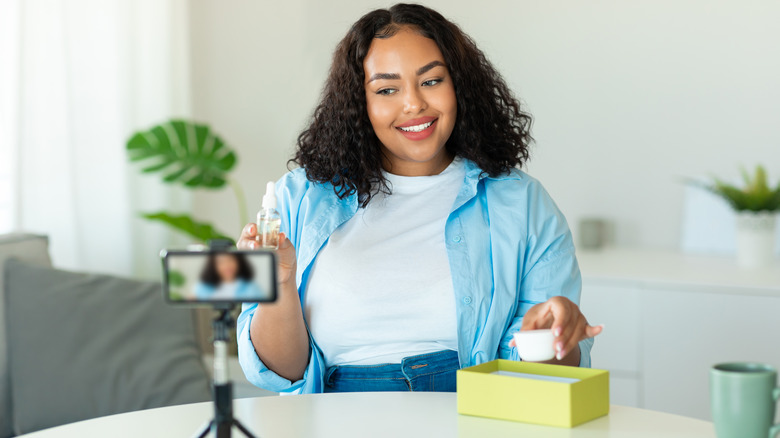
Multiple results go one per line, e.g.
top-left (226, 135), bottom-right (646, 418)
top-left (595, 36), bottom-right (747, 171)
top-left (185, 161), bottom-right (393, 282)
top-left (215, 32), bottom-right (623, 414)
top-left (237, 302), bottom-right (318, 393)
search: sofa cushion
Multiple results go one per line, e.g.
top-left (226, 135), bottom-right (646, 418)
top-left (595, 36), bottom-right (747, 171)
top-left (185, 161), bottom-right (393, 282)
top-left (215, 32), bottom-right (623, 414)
top-left (4, 259), bottom-right (211, 435)
top-left (0, 234), bottom-right (52, 438)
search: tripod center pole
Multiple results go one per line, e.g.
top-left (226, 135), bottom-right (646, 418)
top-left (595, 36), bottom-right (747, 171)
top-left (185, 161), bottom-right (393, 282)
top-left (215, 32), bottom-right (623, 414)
top-left (213, 339), bottom-right (229, 385)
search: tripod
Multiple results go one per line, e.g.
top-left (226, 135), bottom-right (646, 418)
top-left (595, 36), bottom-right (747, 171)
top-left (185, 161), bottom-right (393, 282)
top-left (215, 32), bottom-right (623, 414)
top-left (193, 306), bottom-right (257, 438)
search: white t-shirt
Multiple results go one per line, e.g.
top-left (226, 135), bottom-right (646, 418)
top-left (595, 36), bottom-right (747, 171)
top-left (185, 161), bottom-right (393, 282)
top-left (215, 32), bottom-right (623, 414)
top-left (304, 157), bottom-right (466, 366)
top-left (211, 281), bottom-right (239, 299)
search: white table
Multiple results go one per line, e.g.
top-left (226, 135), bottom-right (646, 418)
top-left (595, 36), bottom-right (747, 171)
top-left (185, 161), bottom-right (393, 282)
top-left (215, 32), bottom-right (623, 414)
top-left (20, 392), bottom-right (714, 438)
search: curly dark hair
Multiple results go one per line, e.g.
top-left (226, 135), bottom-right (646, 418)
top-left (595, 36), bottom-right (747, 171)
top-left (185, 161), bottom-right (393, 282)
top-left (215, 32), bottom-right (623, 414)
top-left (200, 253), bottom-right (254, 287)
top-left (293, 3), bottom-right (533, 206)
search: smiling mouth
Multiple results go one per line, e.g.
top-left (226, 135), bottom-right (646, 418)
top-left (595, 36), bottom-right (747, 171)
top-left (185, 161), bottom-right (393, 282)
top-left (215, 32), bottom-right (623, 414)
top-left (397, 119), bottom-right (436, 133)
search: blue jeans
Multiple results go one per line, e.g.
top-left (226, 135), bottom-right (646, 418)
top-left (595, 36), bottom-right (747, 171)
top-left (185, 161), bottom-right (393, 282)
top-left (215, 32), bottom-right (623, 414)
top-left (323, 350), bottom-right (459, 393)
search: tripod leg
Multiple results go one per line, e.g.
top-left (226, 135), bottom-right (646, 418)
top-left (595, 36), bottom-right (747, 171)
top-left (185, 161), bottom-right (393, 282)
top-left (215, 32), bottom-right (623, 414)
top-left (192, 420), bottom-right (214, 438)
top-left (232, 419), bottom-right (258, 438)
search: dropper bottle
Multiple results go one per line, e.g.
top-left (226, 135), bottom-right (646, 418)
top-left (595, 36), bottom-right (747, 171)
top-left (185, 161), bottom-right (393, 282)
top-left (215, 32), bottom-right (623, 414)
top-left (257, 181), bottom-right (281, 249)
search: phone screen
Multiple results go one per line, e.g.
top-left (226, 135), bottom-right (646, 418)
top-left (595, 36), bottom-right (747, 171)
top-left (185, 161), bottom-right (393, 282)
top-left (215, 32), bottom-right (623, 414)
top-left (162, 249), bottom-right (277, 304)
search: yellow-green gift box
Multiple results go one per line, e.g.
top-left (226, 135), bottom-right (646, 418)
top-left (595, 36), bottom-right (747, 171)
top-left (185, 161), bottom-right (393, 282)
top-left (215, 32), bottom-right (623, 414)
top-left (457, 360), bottom-right (610, 428)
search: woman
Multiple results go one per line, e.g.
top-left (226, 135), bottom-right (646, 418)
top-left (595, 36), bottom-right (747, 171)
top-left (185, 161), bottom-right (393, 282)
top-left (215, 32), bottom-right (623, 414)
top-left (237, 4), bottom-right (602, 394)
top-left (195, 253), bottom-right (264, 301)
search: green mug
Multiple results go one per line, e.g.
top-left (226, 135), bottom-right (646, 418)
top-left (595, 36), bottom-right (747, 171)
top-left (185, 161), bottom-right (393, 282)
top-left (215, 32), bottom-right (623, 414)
top-left (710, 362), bottom-right (780, 438)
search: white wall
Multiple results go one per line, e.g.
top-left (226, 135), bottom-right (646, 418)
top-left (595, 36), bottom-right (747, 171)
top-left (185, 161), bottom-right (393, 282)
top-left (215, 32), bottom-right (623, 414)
top-left (189, 0), bottom-right (780, 248)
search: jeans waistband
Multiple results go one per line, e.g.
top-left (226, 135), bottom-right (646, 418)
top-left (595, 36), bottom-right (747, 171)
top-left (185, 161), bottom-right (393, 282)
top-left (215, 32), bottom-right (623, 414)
top-left (324, 349), bottom-right (460, 383)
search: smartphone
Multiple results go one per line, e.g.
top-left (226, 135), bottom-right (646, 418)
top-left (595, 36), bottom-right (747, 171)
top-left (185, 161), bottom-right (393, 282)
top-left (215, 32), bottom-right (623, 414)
top-left (161, 249), bottom-right (278, 305)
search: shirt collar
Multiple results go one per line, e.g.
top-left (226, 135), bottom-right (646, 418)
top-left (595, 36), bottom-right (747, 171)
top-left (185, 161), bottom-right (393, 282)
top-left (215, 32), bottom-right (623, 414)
top-left (326, 158), bottom-right (522, 211)
top-left (462, 158), bottom-right (524, 183)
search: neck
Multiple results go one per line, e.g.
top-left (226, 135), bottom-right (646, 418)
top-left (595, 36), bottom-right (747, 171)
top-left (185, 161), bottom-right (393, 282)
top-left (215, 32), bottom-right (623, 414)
top-left (382, 152), bottom-right (454, 176)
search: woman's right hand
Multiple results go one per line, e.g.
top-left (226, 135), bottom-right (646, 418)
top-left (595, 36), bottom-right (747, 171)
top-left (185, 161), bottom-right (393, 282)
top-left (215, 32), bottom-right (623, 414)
top-left (238, 223), bottom-right (297, 286)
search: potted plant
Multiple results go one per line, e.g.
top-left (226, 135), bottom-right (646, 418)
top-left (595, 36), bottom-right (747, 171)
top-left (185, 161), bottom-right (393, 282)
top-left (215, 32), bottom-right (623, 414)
top-left (695, 165), bottom-right (780, 268)
top-left (125, 119), bottom-right (246, 243)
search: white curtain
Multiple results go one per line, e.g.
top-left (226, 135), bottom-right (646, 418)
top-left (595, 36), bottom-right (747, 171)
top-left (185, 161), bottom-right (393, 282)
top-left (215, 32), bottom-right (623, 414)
top-left (0, 0), bottom-right (192, 277)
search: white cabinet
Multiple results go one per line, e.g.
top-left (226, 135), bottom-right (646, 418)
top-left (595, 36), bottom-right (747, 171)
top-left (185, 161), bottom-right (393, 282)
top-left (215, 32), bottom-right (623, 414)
top-left (578, 248), bottom-right (780, 421)
top-left (579, 282), bottom-right (641, 373)
top-left (579, 282), bottom-right (643, 408)
top-left (640, 287), bottom-right (780, 420)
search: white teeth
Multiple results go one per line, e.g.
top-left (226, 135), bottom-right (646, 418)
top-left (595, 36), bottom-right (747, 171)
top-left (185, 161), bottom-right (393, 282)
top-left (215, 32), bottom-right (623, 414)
top-left (398, 120), bottom-right (434, 132)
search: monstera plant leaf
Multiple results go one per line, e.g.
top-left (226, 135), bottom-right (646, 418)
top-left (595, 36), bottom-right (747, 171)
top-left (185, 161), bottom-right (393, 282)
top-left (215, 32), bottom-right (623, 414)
top-left (127, 120), bottom-right (236, 188)
top-left (142, 212), bottom-right (235, 243)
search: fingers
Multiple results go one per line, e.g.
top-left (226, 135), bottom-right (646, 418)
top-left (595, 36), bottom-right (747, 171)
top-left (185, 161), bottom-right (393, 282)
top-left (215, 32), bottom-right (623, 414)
top-left (238, 240), bottom-right (257, 250)
top-left (242, 223), bottom-right (258, 239)
top-left (538, 306), bottom-right (555, 329)
top-left (237, 223), bottom-right (259, 250)
top-left (276, 233), bottom-right (296, 261)
top-left (558, 320), bottom-right (604, 361)
top-left (555, 318), bottom-right (605, 360)
top-left (238, 225), bottom-right (295, 251)
top-left (277, 232), bottom-right (291, 249)
top-left (521, 301), bottom-right (554, 331)
top-left (514, 297), bottom-right (605, 361)
top-left (558, 313), bottom-right (586, 360)
top-left (547, 297), bottom-right (602, 360)
top-left (548, 296), bottom-right (573, 337)
top-left (547, 299), bottom-right (575, 359)
top-left (585, 324), bottom-right (604, 338)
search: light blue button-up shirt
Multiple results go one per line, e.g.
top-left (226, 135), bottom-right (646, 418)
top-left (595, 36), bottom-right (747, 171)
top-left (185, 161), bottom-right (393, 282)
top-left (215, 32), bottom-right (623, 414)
top-left (237, 159), bottom-right (593, 394)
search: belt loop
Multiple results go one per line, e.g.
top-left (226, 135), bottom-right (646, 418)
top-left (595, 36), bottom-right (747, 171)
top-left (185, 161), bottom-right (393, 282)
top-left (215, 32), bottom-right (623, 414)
top-left (324, 366), bottom-right (339, 386)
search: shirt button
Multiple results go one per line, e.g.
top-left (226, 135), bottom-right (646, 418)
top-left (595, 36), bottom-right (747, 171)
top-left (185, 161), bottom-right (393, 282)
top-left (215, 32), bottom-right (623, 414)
top-left (463, 296), bottom-right (473, 305)
top-left (453, 235), bottom-right (462, 243)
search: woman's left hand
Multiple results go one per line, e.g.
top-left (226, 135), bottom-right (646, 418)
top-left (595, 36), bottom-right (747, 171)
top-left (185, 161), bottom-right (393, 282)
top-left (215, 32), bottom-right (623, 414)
top-left (509, 296), bottom-right (603, 362)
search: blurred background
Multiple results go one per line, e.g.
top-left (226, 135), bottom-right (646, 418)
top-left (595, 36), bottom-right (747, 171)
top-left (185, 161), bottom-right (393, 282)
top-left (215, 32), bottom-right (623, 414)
top-left (1, 0), bottom-right (778, 277)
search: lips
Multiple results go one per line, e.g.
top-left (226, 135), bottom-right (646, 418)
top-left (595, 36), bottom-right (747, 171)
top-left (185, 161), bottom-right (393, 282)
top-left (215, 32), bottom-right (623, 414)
top-left (396, 116), bottom-right (437, 129)
top-left (396, 116), bottom-right (438, 141)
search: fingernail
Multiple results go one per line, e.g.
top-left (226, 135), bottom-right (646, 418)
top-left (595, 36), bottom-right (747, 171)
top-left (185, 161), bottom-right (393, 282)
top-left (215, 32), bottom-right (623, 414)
top-left (556, 351), bottom-right (564, 361)
top-left (554, 327), bottom-right (562, 337)
top-left (555, 342), bottom-right (563, 352)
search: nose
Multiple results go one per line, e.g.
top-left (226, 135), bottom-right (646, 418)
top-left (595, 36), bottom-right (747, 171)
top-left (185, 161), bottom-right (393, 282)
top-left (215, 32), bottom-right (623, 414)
top-left (403, 86), bottom-right (427, 114)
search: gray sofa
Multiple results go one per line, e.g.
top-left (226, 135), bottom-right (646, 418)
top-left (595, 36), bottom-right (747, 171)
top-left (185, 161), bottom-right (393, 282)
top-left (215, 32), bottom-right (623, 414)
top-left (0, 233), bottom-right (272, 437)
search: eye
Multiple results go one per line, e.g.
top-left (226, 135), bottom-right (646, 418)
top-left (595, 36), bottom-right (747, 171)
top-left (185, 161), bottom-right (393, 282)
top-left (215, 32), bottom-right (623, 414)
top-left (422, 78), bottom-right (443, 87)
top-left (376, 88), bottom-right (397, 96)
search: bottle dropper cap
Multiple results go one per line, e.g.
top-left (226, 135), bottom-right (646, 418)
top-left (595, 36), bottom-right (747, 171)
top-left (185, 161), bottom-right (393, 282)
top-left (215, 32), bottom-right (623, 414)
top-left (262, 181), bottom-right (277, 209)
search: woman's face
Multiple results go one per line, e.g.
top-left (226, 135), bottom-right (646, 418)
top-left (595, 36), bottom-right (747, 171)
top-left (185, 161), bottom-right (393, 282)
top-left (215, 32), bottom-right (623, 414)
top-left (363, 27), bottom-right (457, 176)
top-left (215, 254), bottom-right (239, 282)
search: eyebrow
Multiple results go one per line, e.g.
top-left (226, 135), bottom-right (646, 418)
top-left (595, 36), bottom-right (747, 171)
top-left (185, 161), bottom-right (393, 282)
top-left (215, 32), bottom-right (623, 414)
top-left (366, 60), bottom-right (446, 83)
top-left (416, 60), bottom-right (445, 76)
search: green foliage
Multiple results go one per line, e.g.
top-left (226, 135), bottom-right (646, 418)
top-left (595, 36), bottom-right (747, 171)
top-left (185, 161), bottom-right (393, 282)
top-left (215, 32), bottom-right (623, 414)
top-left (167, 269), bottom-right (186, 287)
top-left (126, 120), bottom-right (246, 244)
top-left (698, 165), bottom-right (780, 212)
top-left (169, 291), bottom-right (185, 301)
top-left (127, 120), bottom-right (236, 188)
top-left (142, 212), bottom-right (235, 243)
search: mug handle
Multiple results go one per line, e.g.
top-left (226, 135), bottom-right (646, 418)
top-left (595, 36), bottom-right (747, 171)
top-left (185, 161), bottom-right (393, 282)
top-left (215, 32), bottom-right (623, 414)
top-left (770, 388), bottom-right (780, 438)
